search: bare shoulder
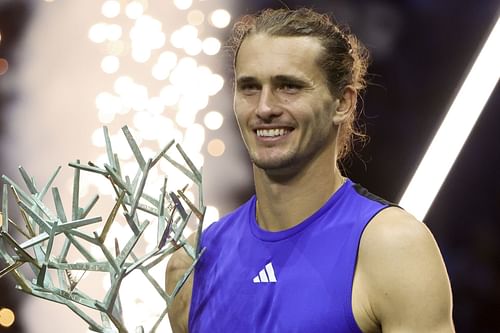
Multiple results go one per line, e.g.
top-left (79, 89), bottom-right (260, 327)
top-left (166, 234), bottom-right (197, 333)
top-left (357, 207), bottom-right (455, 332)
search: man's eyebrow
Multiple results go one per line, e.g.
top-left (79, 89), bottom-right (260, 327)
top-left (236, 76), bottom-right (259, 86)
top-left (272, 75), bottom-right (310, 86)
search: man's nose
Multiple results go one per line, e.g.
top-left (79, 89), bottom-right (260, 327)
top-left (256, 86), bottom-right (282, 120)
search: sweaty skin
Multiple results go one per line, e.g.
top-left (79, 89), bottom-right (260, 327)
top-left (166, 34), bottom-right (455, 333)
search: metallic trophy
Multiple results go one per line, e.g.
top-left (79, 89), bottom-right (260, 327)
top-left (0, 126), bottom-right (205, 332)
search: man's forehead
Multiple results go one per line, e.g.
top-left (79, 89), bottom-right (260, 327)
top-left (237, 33), bottom-right (323, 57)
top-left (235, 34), bottom-right (324, 78)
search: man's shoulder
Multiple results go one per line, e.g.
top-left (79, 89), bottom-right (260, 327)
top-left (356, 207), bottom-right (454, 329)
top-left (360, 207), bottom-right (434, 261)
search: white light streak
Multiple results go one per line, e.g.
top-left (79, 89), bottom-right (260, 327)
top-left (210, 9), bottom-right (231, 28)
top-left (399, 17), bottom-right (500, 221)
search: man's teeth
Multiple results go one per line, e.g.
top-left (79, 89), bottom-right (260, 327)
top-left (256, 129), bottom-right (289, 137)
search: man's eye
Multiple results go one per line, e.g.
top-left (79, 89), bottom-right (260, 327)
top-left (278, 84), bottom-right (301, 93)
top-left (239, 84), bottom-right (260, 94)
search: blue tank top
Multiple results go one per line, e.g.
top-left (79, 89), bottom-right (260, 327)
top-left (189, 179), bottom-right (391, 332)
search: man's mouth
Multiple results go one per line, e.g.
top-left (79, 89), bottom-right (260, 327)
top-left (256, 128), bottom-right (291, 138)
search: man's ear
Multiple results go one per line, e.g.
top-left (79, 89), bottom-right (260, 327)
top-left (333, 86), bottom-right (357, 125)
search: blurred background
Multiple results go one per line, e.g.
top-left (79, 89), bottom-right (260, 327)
top-left (0, 0), bottom-right (498, 332)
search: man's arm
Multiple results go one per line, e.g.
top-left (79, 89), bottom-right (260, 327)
top-left (358, 207), bottom-right (455, 332)
top-left (166, 235), bottom-right (196, 333)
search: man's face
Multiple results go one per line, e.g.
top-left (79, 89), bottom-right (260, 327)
top-left (234, 34), bottom-right (339, 172)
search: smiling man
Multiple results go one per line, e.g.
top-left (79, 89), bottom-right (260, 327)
top-left (166, 8), bottom-right (455, 333)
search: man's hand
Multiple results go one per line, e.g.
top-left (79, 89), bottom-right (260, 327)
top-left (166, 234), bottom-right (197, 333)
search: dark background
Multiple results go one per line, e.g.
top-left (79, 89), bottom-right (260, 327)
top-left (1, 0), bottom-right (499, 332)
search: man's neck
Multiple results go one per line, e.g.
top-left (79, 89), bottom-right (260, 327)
top-left (253, 160), bottom-right (345, 232)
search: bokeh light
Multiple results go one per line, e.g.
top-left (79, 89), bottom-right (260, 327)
top-left (204, 110), bottom-right (224, 130)
top-left (101, 0), bottom-right (121, 18)
top-left (202, 37), bottom-right (221, 55)
top-left (173, 0), bottom-right (193, 11)
top-left (84, 1), bottom-right (232, 330)
top-left (207, 138), bottom-right (225, 157)
top-left (101, 55), bottom-right (120, 73)
top-left (88, 22), bottom-right (108, 43)
top-left (0, 308), bottom-right (15, 328)
top-left (187, 10), bottom-right (205, 26)
top-left (210, 9), bottom-right (231, 28)
top-left (0, 58), bottom-right (8, 76)
top-left (125, 1), bottom-right (144, 19)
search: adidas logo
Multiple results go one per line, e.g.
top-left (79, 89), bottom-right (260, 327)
top-left (252, 262), bottom-right (277, 283)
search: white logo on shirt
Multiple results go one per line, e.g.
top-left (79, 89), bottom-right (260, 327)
top-left (252, 262), bottom-right (277, 283)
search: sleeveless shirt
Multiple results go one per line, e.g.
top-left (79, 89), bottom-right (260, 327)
top-left (189, 179), bottom-right (391, 332)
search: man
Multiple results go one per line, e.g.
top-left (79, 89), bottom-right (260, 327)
top-left (166, 8), bottom-right (454, 333)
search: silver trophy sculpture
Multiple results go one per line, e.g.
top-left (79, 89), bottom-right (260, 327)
top-left (0, 125), bottom-right (205, 332)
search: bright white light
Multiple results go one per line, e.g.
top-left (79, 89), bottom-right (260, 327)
top-left (123, 83), bottom-right (149, 111)
top-left (174, 0), bottom-right (193, 11)
top-left (126, 1), bottom-right (144, 19)
top-left (98, 107), bottom-right (115, 124)
top-left (170, 30), bottom-right (184, 49)
top-left (95, 92), bottom-right (114, 110)
top-left (169, 57), bottom-right (198, 89)
top-left (184, 123), bottom-right (206, 152)
top-left (176, 107), bottom-right (197, 128)
top-left (101, 55), bottom-right (120, 73)
top-left (210, 9), bottom-right (231, 28)
top-left (88, 23), bottom-right (108, 43)
top-left (130, 16), bottom-right (165, 62)
top-left (158, 51), bottom-right (177, 69)
top-left (152, 63), bottom-right (170, 80)
top-left (187, 10), bottom-right (205, 26)
top-left (204, 111), bottom-right (224, 130)
top-left (132, 47), bottom-right (152, 63)
top-left (147, 97), bottom-right (164, 115)
top-left (179, 92), bottom-right (209, 112)
top-left (91, 128), bottom-right (106, 147)
top-left (202, 37), bottom-right (221, 55)
top-left (207, 74), bottom-right (224, 96)
top-left (133, 111), bottom-right (158, 139)
top-left (114, 76), bottom-right (134, 95)
top-left (101, 0), bottom-right (121, 18)
top-left (160, 85), bottom-right (181, 106)
top-left (171, 25), bottom-right (199, 50)
top-left (184, 38), bottom-right (203, 56)
top-left (399, 17), bottom-right (500, 221)
top-left (204, 206), bottom-right (220, 228)
top-left (106, 24), bottom-right (123, 41)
